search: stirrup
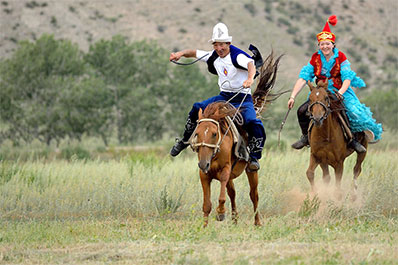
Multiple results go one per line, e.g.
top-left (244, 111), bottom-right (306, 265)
top-left (247, 158), bottom-right (260, 172)
top-left (349, 139), bottom-right (366, 153)
top-left (170, 138), bottom-right (189, 157)
top-left (291, 135), bottom-right (309, 149)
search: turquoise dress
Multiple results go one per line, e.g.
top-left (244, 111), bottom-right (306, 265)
top-left (299, 48), bottom-right (383, 141)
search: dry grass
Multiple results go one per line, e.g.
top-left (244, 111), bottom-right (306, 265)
top-left (0, 148), bottom-right (397, 264)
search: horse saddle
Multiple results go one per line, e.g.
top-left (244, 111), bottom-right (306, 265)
top-left (225, 116), bottom-right (250, 162)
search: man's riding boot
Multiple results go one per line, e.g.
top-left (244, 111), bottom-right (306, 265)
top-left (248, 157), bottom-right (260, 171)
top-left (170, 118), bottom-right (196, 157)
top-left (349, 139), bottom-right (366, 153)
top-left (170, 138), bottom-right (189, 157)
top-left (291, 134), bottom-right (309, 149)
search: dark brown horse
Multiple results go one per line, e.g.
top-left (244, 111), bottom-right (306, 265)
top-left (188, 52), bottom-right (283, 227)
top-left (307, 80), bottom-right (367, 199)
top-left (191, 102), bottom-right (261, 226)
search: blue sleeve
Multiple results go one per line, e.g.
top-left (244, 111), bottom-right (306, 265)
top-left (340, 60), bottom-right (366, 88)
top-left (298, 63), bottom-right (315, 81)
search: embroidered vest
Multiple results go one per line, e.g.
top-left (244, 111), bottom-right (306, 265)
top-left (310, 51), bottom-right (347, 89)
top-left (207, 45), bottom-right (252, 75)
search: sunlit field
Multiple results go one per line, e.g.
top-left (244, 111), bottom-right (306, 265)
top-left (0, 145), bottom-right (397, 264)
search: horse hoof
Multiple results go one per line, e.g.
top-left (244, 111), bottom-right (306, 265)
top-left (232, 213), bottom-right (238, 224)
top-left (216, 214), bottom-right (225, 221)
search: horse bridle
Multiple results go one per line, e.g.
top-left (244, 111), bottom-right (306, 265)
top-left (190, 118), bottom-right (223, 157)
top-left (308, 96), bottom-right (331, 123)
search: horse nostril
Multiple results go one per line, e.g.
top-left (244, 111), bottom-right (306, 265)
top-left (198, 161), bottom-right (211, 173)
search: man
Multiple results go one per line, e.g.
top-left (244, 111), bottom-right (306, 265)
top-left (169, 22), bottom-right (266, 171)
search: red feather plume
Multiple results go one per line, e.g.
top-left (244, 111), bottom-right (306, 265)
top-left (328, 15), bottom-right (338, 26)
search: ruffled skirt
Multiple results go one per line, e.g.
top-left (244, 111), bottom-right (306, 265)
top-left (337, 88), bottom-right (383, 141)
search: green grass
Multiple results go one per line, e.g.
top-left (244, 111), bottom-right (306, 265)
top-left (0, 148), bottom-right (397, 264)
top-left (0, 216), bottom-right (397, 264)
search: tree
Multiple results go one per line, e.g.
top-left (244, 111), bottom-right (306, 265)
top-left (362, 87), bottom-right (398, 131)
top-left (0, 34), bottom-right (86, 145)
top-left (85, 36), bottom-right (172, 143)
top-left (164, 64), bottom-right (215, 135)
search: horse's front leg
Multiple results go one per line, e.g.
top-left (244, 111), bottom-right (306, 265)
top-left (320, 163), bottom-right (330, 185)
top-left (307, 154), bottom-right (319, 193)
top-left (200, 171), bottom-right (212, 227)
top-left (334, 162), bottom-right (344, 201)
top-left (246, 169), bottom-right (261, 226)
top-left (226, 180), bottom-right (238, 224)
top-left (216, 166), bottom-right (231, 222)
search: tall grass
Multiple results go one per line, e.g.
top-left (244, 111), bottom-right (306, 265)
top-left (1, 149), bottom-right (397, 221)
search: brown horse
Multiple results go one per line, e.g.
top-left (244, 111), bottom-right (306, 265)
top-left (187, 52), bottom-right (283, 227)
top-left (307, 80), bottom-right (367, 199)
top-left (191, 102), bottom-right (261, 226)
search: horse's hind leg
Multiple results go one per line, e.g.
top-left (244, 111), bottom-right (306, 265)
top-left (246, 169), bottom-right (261, 226)
top-left (307, 155), bottom-right (318, 193)
top-left (320, 163), bottom-right (331, 185)
top-left (226, 180), bottom-right (238, 224)
top-left (352, 151), bottom-right (367, 201)
top-left (200, 172), bottom-right (212, 227)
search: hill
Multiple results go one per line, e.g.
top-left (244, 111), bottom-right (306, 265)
top-left (1, 0), bottom-right (397, 90)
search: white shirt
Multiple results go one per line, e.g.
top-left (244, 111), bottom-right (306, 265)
top-left (196, 49), bottom-right (254, 94)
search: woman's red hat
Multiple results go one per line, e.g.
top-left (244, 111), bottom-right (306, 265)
top-left (316, 15), bottom-right (338, 43)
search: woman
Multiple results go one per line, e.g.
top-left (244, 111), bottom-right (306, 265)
top-left (287, 15), bottom-right (382, 153)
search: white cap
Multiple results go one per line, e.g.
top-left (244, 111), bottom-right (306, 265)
top-left (209, 23), bottom-right (232, 43)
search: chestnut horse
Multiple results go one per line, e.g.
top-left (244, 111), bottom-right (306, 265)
top-left (187, 52), bottom-right (283, 227)
top-left (307, 80), bottom-right (367, 199)
top-left (191, 102), bottom-right (261, 226)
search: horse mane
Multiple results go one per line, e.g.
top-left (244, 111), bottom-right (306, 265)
top-left (202, 102), bottom-right (238, 133)
top-left (203, 101), bottom-right (236, 120)
top-left (252, 50), bottom-right (288, 115)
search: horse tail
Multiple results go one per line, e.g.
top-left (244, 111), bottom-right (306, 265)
top-left (252, 50), bottom-right (287, 116)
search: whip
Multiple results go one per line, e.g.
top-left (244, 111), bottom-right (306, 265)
top-left (170, 53), bottom-right (209, 66)
top-left (278, 108), bottom-right (291, 146)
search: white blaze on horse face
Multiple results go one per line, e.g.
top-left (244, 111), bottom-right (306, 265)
top-left (204, 127), bottom-right (209, 138)
top-left (316, 92), bottom-right (320, 96)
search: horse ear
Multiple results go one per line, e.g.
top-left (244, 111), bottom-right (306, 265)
top-left (198, 108), bottom-right (203, 120)
top-left (307, 81), bottom-right (315, 91)
top-left (324, 78), bottom-right (329, 88)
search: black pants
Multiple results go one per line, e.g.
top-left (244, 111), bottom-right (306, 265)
top-left (297, 100), bottom-right (310, 136)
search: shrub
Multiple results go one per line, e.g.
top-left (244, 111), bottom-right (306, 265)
top-left (157, 25), bottom-right (166, 33)
top-left (277, 17), bottom-right (290, 27)
top-left (60, 146), bottom-right (91, 160)
top-left (244, 3), bottom-right (256, 16)
top-left (357, 64), bottom-right (371, 80)
top-left (154, 185), bottom-right (184, 216)
top-left (298, 195), bottom-right (320, 218)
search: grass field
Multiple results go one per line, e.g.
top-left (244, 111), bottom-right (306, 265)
top-left (0, 147), bottom-right (397, 264)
